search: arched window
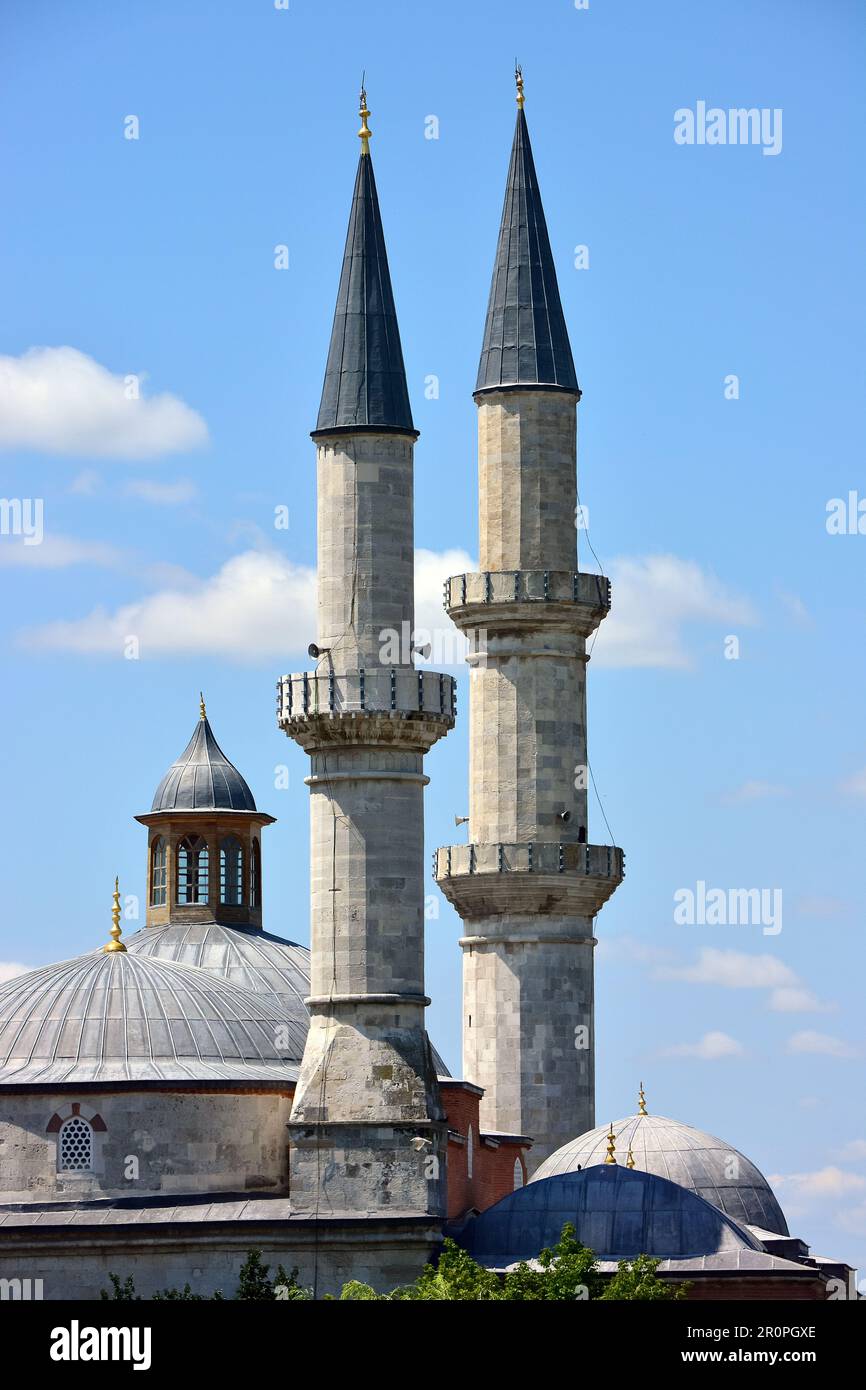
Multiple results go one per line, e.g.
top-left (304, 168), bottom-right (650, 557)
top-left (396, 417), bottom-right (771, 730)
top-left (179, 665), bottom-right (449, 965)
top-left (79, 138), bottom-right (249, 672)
top-left (150, 836), bottom-right (167, 907)
top-left (513, 1157), bottom-right (524, 1190)
top-left (219, 836), bottom-right (243, 905)
top-left (58, 1115), bottom-right (93, 1173)
top-left (467, 1124), bottom-right (474, 1179)
top-left (250, 837), bottom-right (261, 908)
top-left (176, 835), bottom-right (208, 904)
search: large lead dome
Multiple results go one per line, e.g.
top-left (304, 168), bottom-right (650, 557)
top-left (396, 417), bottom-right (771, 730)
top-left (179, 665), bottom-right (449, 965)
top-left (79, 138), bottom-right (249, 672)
top-left (531, 1111), bottom-right (789, 1236)
top-left (0, 949), bottom-right (304, 1084)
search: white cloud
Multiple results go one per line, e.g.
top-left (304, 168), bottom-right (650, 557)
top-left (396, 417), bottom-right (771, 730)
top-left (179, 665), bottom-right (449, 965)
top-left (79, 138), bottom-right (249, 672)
top-left (0, 962), bottom-right (29, 983)
top-left (0, 533), bottom-right (122, 568)
top-left (596, 935), bottom-right (678, 968)
top-left (656, 948), bottom-right (828, 1013)
top-left (770, 1167), bottom-right (866, 1199)
top-left (839, 767), bottom-right (866, 798)
top-left (0, 347), bottom-right (208, 458)
top-left (720, 780), bottom-right (791, 805)
top-left (660, 1030), bottom-right (744, 1060)
top-left (591, 554), bottom-right (756, 669)
top-left (126, 478), bottom-right (198, 505)
top-left (68, 469), bottom-right (101, 495)
top-left (787, 1031), bottom-right (859, 1059)
top-left (18, 545), bottom-right (756, 671)
top-left (20, 545), bottom-right (475, 664)
top-left (840, 1140), bottom-right (866, 1162)
top-left (776, 588), bottom-right (813, 628)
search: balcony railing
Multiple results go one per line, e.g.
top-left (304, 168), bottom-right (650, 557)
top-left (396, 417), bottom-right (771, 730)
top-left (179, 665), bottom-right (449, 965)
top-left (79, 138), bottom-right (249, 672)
top-left (435, 842), bottom-right (624, 880)
top-left (443, 570), bottom-right (611, 612)
top-left (277, 668), bottom-right (456, 722)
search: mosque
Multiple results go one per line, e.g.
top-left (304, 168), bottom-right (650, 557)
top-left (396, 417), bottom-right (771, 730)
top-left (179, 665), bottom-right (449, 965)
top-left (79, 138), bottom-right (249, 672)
top-left (0, 76), bottom-right (856, 1300)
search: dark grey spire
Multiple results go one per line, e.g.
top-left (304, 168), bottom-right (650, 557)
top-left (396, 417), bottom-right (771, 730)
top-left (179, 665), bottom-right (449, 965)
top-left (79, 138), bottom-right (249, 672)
top-left (314, 150), bottom-right (415, 435)
top-left (475, 106), bottom-right (579, 397)
top-left (151, 714), bottom-right (257, 813)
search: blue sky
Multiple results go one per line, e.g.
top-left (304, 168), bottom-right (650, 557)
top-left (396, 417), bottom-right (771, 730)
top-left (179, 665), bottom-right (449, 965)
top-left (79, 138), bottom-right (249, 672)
top-left (1, 0), bottom-right (864, 1277)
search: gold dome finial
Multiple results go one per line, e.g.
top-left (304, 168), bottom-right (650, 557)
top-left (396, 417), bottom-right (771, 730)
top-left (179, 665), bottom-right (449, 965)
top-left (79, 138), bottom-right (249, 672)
top-left (638, 1082), bottom-right (648, 1116)
top-left (199, 691), bottom-right (206, 720)
top-left (604, 1122), bottom-right (617, 1164)
top-left (515, 63), bottom-right (525, 109)
top-left (358, 77), bottom-right (372, 154)
top-left (104, 877), bottom-right (127, 954)
top-left (626, 1145), bottom-right (636, 1169)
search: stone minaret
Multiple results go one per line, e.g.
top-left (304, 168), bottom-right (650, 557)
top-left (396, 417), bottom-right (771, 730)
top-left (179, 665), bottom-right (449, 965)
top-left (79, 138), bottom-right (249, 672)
top-left (435, 74), bottom-right (624, 1173)
top-left (278, 91), bottom-right (454, 1242)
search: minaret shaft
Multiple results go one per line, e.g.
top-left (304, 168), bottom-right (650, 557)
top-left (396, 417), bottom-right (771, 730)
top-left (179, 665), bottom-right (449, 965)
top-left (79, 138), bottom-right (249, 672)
top-left (435, 96), bottom-right (623, 1173)
top-left (277, 127), bottom-right (453, 1234)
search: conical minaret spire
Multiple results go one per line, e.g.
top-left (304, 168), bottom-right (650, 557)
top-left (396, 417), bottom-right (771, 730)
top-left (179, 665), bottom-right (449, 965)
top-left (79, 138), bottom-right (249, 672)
top-left (278, 90), bottom-right (454, 1276)
top-left (436, 77), bottom-right (623, 1174)
top-left (314, 86), bottom-right (415, 435)
top-left (475, 70), bottom-right (579, 396)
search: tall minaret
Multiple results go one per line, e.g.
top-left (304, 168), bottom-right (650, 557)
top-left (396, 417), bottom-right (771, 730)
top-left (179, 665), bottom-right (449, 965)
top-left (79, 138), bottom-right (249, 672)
top-left (435, 72), bottom-right (624, 1173)
top-left (278, 90), bottom-right (454, 1242)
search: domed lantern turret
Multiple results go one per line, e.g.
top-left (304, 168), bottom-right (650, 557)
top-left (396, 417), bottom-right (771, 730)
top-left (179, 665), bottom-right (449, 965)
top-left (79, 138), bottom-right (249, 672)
top-left (135, 697), bottom-right (275, 931)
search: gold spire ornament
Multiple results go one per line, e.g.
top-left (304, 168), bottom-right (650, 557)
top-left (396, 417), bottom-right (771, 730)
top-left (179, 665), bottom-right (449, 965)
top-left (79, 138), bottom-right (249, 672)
top-left (626, 1145), bottom-right (636, 1169)
top-left (358, 82), bottom-right (372, 154)
top-left (638, 1082), bottom-right (648, 1116)
top-left (104, 877), bottom-right (127, 954)
top-left (199, 691), bottom-right (206, 720)
top-left (604, 1123), bottom-right (617, 1164)
top-left (515, 63), bottom-right (525, 109)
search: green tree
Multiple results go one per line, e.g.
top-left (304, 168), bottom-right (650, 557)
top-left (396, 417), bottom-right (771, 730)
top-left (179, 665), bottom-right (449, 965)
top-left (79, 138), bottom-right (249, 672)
top-left (599, 1253), bottom-right (688, 1301)
top-left (502, 1224), bottom-right (603, 1300)
top-left (100, 1273), bottom-right (140, 1301)
top-left (236, 1249), bottom-right (309, 1301)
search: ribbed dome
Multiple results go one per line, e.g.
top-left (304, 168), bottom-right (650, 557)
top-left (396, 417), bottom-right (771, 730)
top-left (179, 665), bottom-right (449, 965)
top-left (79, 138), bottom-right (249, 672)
top-left (531, 1113), bottom-right (789, 1236)
top-left (150, 716), bottom-right (257, 813)
top-left (125, 923), bottom-right (309, 1020)
top-left (124, 922), bottom-right (451, 1078)
top-left (0, 950), bottom-right (304, 1084)
top-left (457, 1164), bottom-right (764, 1269)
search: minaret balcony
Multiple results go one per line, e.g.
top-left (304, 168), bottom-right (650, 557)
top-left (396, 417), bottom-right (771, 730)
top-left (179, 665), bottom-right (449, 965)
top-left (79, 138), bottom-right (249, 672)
top-left (277, 667), bottom-right (455, 751)
top-left (444, 570), bottom-right (610, 638)
top-left (434, 840), bottom-right (624, 920)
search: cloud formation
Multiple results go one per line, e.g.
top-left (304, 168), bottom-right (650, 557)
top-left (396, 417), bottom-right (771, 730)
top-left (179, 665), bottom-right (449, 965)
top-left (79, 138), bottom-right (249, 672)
top-left (660, 1030), bottom-right (745, 1060)
top-left (0, 347), bottom-right (208, 458)
top-left (786, 1031), bottom-right (859, 1059)
top-left (0, 533), bottom-right (122, 569)
top-left (20, 546), bottom-right (753, 670)
top-left (0, 962), bottom-right (30, 983)
top-left (592, 554), bottom-right (756, 669)
top-left (125, 478), bottom-right (198, 505)
top-left (656, 947), bottom-right (828, 1013)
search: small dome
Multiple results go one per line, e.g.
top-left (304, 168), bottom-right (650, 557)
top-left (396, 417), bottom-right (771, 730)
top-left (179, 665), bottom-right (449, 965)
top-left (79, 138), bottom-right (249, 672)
top-left (531, 1112), bottom-right (788, 1236)
top-left (0, 949), bottom-right (304, 1084)
top-left (457, 1164), bottom-right (764, 1268)
top-left (124, 922), bottom-right (451, 1078)
top-left (150, 715), bottom-right (257, 813)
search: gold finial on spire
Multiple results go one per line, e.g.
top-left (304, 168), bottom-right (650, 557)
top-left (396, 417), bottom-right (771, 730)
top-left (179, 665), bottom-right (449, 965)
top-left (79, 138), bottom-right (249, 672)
top-left (638, 1082), bottom-right (648, 1116)
top-left (626, 1145), bottom-right (636, 1169)
top-left (515, 63), bottom-right (525, 109)
top-left (604, 1123), bottom-right (617, 1164)
top-left (199, 691), bottom-right (206, 720)
top-left (358, 77), bottom-right (372, 154)
top-left (104, 876), bottom-right (126, 954)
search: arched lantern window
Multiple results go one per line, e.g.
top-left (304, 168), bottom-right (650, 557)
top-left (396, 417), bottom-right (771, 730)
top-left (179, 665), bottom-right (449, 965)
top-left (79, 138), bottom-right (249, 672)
top-left (250, 838), bottom-right (262, 908)
top-left (58, 1115), bottom-right (93, 1173)
top-left (513, 1157), bottom-right (524, 1190)
top-left (150, 836), bottom-right (167, 907)
top-left (467, 1124), bottom-right (474, 1179)
top-left (176, 835), bottom-right (209, 904)
top-left (219, 836), bottom-right (243, 905)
